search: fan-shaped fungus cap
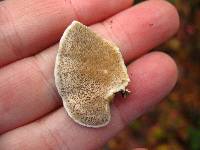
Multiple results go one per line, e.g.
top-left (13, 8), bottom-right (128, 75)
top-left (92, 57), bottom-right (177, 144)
top-left (54, 21), bottom-right (130, 128)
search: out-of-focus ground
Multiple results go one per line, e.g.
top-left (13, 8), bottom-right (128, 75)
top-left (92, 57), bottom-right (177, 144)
top-left (103, 0), bottom-right (200, 150)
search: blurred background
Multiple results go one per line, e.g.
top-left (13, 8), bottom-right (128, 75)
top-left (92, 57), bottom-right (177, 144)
top-left (103, 0), bottom-right (200, 150)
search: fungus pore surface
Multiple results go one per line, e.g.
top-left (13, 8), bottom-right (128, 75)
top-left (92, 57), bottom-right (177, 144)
top-left (54, 21), bottom-right (130, 128)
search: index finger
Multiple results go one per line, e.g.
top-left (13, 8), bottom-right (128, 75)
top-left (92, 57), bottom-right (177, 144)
top-left (0, 0), bottom-right (132, 67)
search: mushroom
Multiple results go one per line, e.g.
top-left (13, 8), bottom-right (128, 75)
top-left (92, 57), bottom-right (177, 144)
top-left (54, 21), bottom-right (130, 128)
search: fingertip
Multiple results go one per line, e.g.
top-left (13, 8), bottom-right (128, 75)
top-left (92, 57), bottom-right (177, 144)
top-left (97, 0), bottom-right (180, 63)
top-left (146, 51), bottom-right (178, 86)
top-left (151, 0), bottom-right (180, 34)
top-left (155, 0), bottom-right (180, 32)
top-left (114, 51), bottom-right (178, 124)
top-left (131, 51), bottom-right (178, 94)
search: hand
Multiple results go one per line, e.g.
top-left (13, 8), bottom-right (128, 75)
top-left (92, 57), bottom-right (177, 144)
top-left (0, 0), bottom-right (179, 149)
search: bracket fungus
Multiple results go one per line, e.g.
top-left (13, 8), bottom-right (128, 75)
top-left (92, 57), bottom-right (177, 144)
top-left (54, 21), bottom-right (130, 128)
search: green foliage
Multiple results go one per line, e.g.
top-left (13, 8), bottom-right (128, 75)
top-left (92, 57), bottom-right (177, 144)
top-left (130, 120), bottom-right (142, 131)
top-left (134, 0), bottom-right (143, 4)
top-left (168, 0), bottom-right (176, 3)
top-left (188, 127), bottom-right (200, 150)
top-left (135, 0), bottom-right (176, 4)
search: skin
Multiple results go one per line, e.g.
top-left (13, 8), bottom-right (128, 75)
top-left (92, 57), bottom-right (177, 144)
top-left (0, 0), bottom-right (179, 149)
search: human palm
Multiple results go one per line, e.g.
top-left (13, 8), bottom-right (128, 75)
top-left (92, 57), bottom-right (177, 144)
top-left (0, 0), bottom-right (179, 149)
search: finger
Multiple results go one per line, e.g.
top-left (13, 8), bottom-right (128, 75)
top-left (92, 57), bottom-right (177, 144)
top-left (0, 0), bottom-right (132, 67)
top-left (0, 52), bottom-right (178, 150)
top-left (0, 0), bottom-right (179, 133)
top-left (91, 0), bottom-right (179, 63)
